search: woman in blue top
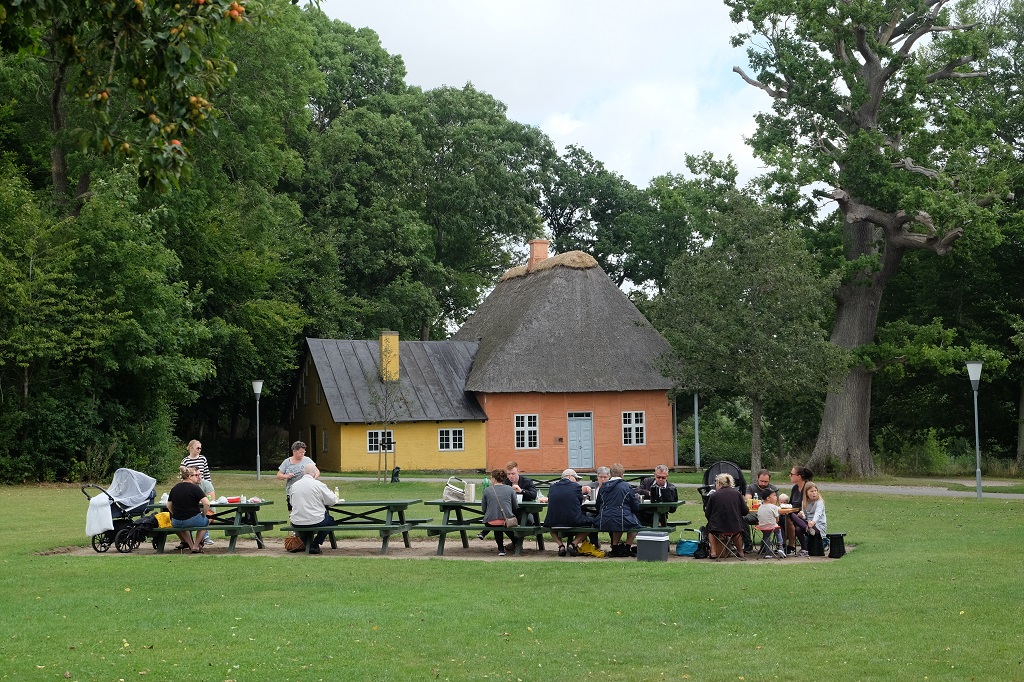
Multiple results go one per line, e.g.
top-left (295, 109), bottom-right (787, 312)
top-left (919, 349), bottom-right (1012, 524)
top-left (595, 463), bottom-right (643, 557)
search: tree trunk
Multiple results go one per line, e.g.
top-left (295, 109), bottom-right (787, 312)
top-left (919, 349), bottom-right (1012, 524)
top-left (809, 219), bottom-right (905, 477)
top-left (47, 44), bottom-right (71, 205)
top-left (750, 395), bottom-right (763, 478)
top-left (1017, 379), bottom-right (1024, 468)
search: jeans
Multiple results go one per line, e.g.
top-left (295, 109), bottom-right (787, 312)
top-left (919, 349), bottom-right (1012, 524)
top-left (292, 513), bottom-right (333, 547)
top-left (171, 513), bottom-right (209, 529)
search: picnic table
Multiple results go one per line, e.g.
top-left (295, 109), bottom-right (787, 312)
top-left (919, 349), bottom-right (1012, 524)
top-left (420, 500), bottom-right (547, 556)
top-left (282, 499), bottom-right (424, 555)
top-left (150, 500), bottom-right (279, 553)
top-left (525, 499), bottom-right (687, 531)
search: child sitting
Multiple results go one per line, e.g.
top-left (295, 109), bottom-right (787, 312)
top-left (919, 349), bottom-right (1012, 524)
top-left (756, 489), bottom-right (785, 557)
top-left (777, 492), bottom-right (789, 505)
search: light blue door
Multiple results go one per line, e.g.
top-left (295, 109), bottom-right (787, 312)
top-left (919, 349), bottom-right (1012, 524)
top-left (567, 413), bottom-right (594, 469)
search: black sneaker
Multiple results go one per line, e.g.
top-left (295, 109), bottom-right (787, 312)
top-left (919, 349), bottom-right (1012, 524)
top-left (475, 532), bottom-right (486, 540)
top-left (629, 544), bottom-right (638, 556)
top-left (611, 543), bottom-right (629, 557)
top-left (557, 545), bottom-right (567, 557)
top-left (308, 546), bottom-right (322, 555)
top-left (497, 549), bottom-right (506, 556)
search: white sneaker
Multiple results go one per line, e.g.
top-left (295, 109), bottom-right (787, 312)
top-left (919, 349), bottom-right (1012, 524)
top-left (204, 538), bottom-right (216, 546)
top-left (796, 549), bottom-right (809, 557)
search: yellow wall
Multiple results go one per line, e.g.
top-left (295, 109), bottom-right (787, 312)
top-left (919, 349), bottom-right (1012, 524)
top-left (338, 421), bottom-right (485, 471)
top-left (289, 353), bottom-right (486, 472)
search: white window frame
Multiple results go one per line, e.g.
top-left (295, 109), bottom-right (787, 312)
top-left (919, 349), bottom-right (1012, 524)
top-left (367, 429), bottom-right (395, 453)
top-left (438, 428), bottom-right (465, 451)
top-left (514, 414), bottom-right (539, 449)
top-left (622, 411), bottom-right (646, 446)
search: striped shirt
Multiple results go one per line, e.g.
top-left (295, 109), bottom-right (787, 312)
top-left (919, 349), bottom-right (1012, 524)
top-left (181, 455), bottom-right (211, 481)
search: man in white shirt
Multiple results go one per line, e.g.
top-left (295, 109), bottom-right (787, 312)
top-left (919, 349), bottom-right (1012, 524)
top-left (288, 464), bottom-right (338, 554)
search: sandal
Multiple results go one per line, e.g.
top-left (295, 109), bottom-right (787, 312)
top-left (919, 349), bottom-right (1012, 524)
top-left (191, 547), bottom-right (204, 554)
top-left (175, 543), bottom-right (189, 550)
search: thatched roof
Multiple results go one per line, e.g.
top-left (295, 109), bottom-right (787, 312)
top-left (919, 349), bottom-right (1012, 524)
top-left (305, 338), bottom-right (487, 423)
top-left (453, 251), bottom-right (674, 393)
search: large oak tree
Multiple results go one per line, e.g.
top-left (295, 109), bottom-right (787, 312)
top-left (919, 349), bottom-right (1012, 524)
top-left (727, 0), bottom-right (1007, 475)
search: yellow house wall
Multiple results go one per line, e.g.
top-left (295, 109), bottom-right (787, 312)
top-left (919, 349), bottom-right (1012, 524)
top-left (338, 421), bottom-right (486, 471)
top-left (289, 365), bottom-right (341, 471)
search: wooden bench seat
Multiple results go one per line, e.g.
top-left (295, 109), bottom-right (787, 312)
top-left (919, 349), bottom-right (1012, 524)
top-left (150, 523), bottom-right (276, 553)
top-left (416, 524), bottom-right (547, 556)
top-left (280, 523), bottom-right (414, 555)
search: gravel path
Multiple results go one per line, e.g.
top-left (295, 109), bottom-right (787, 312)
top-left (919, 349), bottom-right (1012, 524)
top-left (318, 475), bottom-right (1024, 499)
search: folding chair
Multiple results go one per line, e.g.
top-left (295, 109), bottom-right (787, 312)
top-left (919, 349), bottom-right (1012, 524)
top-left (753, 525), bottom-right (784, 560)
top-left (709, 531), bottom-right (744, 561)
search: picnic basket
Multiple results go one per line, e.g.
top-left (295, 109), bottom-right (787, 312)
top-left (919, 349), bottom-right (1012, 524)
top-left (442, 476), bottom-right (466, 502)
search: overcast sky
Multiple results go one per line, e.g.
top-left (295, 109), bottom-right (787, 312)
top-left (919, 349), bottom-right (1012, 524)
top-left (317, 1), bottom-right (767, 188)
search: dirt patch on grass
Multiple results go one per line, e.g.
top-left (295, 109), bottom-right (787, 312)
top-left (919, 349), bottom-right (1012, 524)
top-left (45, 536), bottom-right (849, 562)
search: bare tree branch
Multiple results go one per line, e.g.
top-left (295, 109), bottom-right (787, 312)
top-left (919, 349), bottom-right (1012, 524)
top-left (826, 189), bottom-right (963, 255)
top-left (925, 55), bottom-right (983, 82)
top-left (892, 157), bottom-right (939, 178)
top-left (732, 66), bottom-right (787, 99)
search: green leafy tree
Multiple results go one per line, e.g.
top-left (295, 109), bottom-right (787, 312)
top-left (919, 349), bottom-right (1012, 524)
top-left (0, 0), bottom-right (262, 193)
top-left (651, 194), bottom-right (842, 475)
top-left (727, 0), bottom-right (1008, 475)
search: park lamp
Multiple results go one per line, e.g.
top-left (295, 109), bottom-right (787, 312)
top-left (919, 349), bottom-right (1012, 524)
top-left (964, 362), bottom-right (982, 500)
top-left (966, 361), bottom-right (982, 391)
top-left (252, 380), bottom-right (264, 480)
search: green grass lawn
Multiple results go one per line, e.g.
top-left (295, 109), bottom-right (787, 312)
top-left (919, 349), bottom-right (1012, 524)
top-left (3, 475), bottom-right (1022, 681)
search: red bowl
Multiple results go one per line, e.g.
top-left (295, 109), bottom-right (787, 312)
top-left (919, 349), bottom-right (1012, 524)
top-left (226, 496), bottom-right (241, 503)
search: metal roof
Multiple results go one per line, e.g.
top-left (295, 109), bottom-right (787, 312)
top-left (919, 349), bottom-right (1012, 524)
top-left (306, 338), bottom-right (487, 423)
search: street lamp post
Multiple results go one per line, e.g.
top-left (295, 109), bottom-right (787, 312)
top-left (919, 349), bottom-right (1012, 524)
top-left (693, 392), bottom-right (701, 469)
top-left (965, 362), bottom-right (983, 500)
top-left (249, 378), bottom-right (262, 481)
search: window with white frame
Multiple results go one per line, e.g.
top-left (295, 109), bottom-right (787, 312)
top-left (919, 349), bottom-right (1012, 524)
top-left (367, 429), bottom-right (395, 453)
top-left (622, 411), bottom-right (646, 445)
top-left (514, 414), bottom-right (539, 449)
top-left (438, 428), bottom-right (464, 451)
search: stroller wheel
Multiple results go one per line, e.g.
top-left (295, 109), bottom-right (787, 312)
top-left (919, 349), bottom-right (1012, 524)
top-left (115, 528), bottom-right (134, 553)
top-left (92, 532), bottom-right (114, 553)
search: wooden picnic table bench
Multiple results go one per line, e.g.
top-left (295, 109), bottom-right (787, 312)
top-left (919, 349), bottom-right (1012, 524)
top-left (281, 499), bottom-right (423, 555)
top-left (149, 500), bottom-right (278, 553)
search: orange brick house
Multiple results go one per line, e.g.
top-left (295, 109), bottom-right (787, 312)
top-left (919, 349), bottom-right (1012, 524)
top-left (290, 240), bottom-right (678, 474)
top-left (453, 240), bottom-right (677, 473)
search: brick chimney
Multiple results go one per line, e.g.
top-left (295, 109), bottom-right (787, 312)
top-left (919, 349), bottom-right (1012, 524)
top-left (528, 238), bottom-right (549, 270)
top-left (379, 331), bottom-right (399, 382)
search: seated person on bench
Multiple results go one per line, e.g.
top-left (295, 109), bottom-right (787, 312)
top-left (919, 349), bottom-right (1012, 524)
top-left (704, 472), bottom-right (749, 558)
top-left (635, 464), bottom-right (678, 527)
top-left (288, 464), bottom-right (339, 554)
top-left (543, 469), bottom-right (597, 557)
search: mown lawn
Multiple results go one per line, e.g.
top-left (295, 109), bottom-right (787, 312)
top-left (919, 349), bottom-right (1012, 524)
top-left (2, 475), bottom-right (1022, 681)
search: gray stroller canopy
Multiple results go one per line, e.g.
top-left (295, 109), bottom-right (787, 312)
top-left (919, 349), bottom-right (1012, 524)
top-left (106, 468), bottom-right (157, 509)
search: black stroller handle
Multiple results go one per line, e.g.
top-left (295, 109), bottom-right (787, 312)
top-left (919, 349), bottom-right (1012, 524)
top-left (81, 484), bottom-right (115, 503)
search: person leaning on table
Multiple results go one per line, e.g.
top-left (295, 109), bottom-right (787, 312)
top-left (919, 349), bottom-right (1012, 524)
top-left (277, 441), bottom-right (316, 510)
top-left (167, 467), bottom-right (212, 554)
top-left (288, 464), bottom-right (339, 554)
top-left (704, 472), bottom-right (749, 559)
top-left (635, 464), bottom-right (678, 527)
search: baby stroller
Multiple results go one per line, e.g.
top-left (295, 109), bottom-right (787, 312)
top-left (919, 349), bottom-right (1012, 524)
top-left (82, 468), bottom-right (157, 552)
top-left (695, 460), bottom-right (747, 512)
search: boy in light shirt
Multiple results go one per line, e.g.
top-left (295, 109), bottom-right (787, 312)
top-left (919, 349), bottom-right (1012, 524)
top-left (756, 489), bottom-right (785, 557)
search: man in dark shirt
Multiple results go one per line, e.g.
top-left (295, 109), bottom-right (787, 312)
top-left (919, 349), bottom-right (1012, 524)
top-left (636, 464), bottom-right (678, 527)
